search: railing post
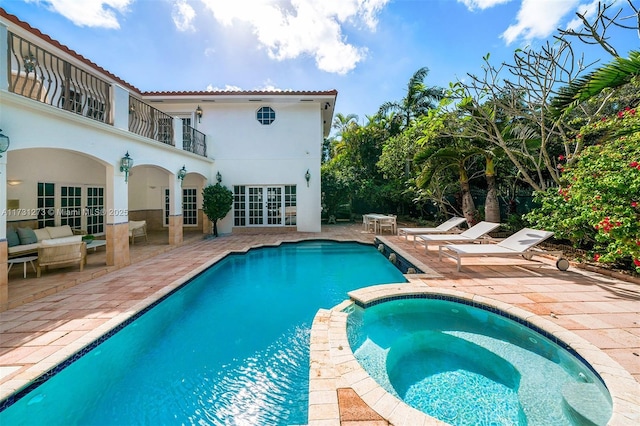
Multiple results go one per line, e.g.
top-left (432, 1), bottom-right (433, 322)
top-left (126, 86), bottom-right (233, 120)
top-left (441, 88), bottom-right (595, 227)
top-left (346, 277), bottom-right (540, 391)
top-left (112, 84), bottom-right (130, 131)
top-left (0, 22), bottom-right (8, 91)
top-left (173, 117), bottom-right (182, 150)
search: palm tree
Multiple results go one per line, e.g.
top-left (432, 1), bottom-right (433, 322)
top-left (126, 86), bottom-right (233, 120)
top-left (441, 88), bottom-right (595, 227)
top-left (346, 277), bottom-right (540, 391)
top-left (331, 113), bottom-right (359, 138)
top-left (551, 51), bottom-right (640, 117)
top-left (414, 144), bottom-right (478, 226)
top-left (378, 66), bottom-right (444, 129)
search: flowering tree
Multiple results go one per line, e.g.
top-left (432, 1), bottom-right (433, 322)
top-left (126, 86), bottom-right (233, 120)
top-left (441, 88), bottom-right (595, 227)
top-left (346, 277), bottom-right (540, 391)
top-left (526, 107), bottom-right (640, 272)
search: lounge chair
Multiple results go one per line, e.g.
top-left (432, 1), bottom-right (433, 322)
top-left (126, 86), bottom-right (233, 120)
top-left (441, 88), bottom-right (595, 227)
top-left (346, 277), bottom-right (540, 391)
top-left (398, 216), bottom-right (467, 241)
top-left (416, 221), bottom-right (501, 253)
top-left (439, 228), bottom-right (569, 272)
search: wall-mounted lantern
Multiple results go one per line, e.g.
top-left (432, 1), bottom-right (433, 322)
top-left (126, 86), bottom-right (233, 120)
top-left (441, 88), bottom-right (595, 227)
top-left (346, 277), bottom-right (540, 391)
top-left (305, 169), bottom-right (311, 187)
top-left (120, 151), bottom-right (133, 183)
top-left (178, 165), bottom-right (187, 186)
top-left (0, 129), bottom-right (10, 158)
top-left (216, 171), bottom-right (222, 183)
top-left (196, 105), bottom-right (203, 123)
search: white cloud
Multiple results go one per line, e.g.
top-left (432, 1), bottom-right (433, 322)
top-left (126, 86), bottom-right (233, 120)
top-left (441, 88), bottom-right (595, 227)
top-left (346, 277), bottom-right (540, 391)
top-left (26, 0), bottom-right (132, 29)
top-left (172, 0), bottom-right (196, 32)
top-left (501, 0), bottom-right (579, 45)
top-left (564, 0), bottom-right (600, 31)
top-left (457, 0), bottom-right (512, 11)
top-left (206, 84), bottom-right (243, 91)
top-left (199, 0), bottom-right (390, 74)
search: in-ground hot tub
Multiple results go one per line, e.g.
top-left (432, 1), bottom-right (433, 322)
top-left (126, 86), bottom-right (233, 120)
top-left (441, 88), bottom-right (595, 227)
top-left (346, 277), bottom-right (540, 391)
top-left (347, 296), bottom-right (613, 425)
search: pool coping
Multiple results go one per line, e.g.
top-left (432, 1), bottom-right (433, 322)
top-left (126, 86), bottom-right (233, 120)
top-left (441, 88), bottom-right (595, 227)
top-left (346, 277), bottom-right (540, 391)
top-left (308, 283), bottom-right (640, 426)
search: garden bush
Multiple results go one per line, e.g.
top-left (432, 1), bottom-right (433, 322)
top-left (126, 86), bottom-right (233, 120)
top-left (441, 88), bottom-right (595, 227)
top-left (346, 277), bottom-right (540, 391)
top-left (526, 107), bottom-right (640, 273)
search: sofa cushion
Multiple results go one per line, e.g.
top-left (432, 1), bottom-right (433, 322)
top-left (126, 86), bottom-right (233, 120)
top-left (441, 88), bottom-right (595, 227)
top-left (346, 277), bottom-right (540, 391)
top-left (17, 227), bottom-right (38, 245)
top-left (40, 235), bottom-right (82, 246)
top-left (6, 228), bottom-right (21, 247)
top-left (45, 225), bottom-right (74, 239)
top-left (8, 242), bottom-right (39, 254)
top-left (33, 228), bottom-right (51, 242)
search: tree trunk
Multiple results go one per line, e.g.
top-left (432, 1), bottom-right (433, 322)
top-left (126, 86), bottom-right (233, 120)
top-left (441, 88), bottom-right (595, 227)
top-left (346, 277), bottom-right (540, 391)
top-left (460, 177), bottom-right (476, 226)
top-left (484, 174), bottom-right (501, 223)
top-left (213, 220), bottom-right (218, 237)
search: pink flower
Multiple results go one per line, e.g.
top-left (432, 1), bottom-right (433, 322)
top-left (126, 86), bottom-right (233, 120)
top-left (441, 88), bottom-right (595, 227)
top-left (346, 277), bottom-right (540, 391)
top-left (632, 201), bottom-right (638, 208)
top-left (617, 111), bottom-right (624, 118)
top-left (634, 259), bottom-right (640, 267)
top-left (630, 161), bottom-right (639, 168)
top-left (601, 117), bottom-right (607, 121)
top-left (558, 155), bottom-right (565, 161)
top-left (594, 253), bottom-right (600, 262)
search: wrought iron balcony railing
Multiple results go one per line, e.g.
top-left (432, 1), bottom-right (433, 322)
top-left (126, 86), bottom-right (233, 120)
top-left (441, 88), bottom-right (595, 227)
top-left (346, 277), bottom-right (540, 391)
top-left (6, 31), bottom-right (208, 158)
top-left (183, 125), bottom-right (207, 157)
top-left (7, 32), bottom-right (112, 124)
top-left (128, 97), bottom-right (174, 146)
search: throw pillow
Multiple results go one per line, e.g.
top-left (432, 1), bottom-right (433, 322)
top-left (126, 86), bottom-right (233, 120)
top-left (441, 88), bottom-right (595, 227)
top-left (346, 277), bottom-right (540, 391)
top-left (17, 227), bottom-right (38, 245)
top-left (33, 228), bottom-right (51, 242)
top-left (6, 228), bottom-right (21, 247)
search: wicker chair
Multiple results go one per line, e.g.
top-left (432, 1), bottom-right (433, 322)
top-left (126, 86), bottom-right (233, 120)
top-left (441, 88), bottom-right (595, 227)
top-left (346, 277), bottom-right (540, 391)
top-left (36, 241), bottom-right (87, 277)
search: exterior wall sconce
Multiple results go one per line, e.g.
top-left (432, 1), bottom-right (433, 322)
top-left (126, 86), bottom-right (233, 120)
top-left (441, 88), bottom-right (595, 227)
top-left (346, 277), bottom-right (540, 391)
top-left (216, 171), bottom-right (222, 183)
top-left (178, 165), bottom-right (187, 185)
top-left (0, 129), bottom-right (10, 158)
top-left (324, 102), bottom-right (330, 110)
top-left (196, 105), bottom-right (203, 123)
top-left (120, 151), bottom-right (133, 183)
top-left (305, 169), bottom-right (311, 187)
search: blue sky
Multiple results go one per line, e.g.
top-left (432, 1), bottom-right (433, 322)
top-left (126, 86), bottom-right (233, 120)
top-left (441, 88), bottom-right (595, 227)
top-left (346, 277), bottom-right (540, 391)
top-left (1, 0), bottom-right (637, 128)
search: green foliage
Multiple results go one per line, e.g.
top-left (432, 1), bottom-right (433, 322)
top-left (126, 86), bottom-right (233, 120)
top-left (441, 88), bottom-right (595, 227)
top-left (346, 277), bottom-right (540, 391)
top-left (525, 107), bottom-right (640, 272)
top-left (202, 183), bottom-right (233, 237)
top-left (551, 51), bottom-right (640, 117)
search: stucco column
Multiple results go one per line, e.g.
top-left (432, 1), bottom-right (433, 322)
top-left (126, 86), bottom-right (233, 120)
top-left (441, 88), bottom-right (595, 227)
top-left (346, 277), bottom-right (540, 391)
top-left (0, 155), bottom-right (7, 310)
top-left (105, 165), bottom-right (130, 267)
top-left (0, 25), bottom-right (8, 310)
top-left (168, 173), bottom-right (183, 245)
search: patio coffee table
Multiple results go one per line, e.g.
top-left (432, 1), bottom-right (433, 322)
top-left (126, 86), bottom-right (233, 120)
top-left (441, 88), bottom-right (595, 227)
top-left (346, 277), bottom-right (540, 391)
top-left (8, 255), bottom-right (38, 278)
top-left (85, 240), bottom-right (107, 252)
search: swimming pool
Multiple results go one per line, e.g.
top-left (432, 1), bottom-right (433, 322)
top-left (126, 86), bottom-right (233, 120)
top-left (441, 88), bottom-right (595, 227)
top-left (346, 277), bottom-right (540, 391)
top-left (347, 296), bottom-right (613, 425)
top-left (0, 241), bottom-right (407, 425)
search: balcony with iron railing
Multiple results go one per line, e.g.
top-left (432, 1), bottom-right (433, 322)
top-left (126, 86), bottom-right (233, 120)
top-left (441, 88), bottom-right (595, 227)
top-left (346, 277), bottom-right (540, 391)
top-left (5, 31), bottom-right (207, 158)
top-left (7, 32), bottom-right (112, 124)
top-left (182, 125), bottom-right (207, 157)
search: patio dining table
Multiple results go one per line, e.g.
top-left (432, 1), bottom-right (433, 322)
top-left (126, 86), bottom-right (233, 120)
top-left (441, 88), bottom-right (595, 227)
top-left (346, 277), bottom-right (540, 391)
top-left (364, 213), bottom-right (396, 234)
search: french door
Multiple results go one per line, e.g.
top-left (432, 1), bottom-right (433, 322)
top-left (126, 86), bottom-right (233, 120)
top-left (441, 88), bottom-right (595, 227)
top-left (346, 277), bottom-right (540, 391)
top-left (234, 185), bottom-right (296, 227)
top-left (40, 183), bottom-right (105, 234)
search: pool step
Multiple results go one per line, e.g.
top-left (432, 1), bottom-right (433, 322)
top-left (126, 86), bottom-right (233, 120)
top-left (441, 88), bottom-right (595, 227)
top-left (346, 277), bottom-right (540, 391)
top-left (562, 382), bottom-right (612, 426)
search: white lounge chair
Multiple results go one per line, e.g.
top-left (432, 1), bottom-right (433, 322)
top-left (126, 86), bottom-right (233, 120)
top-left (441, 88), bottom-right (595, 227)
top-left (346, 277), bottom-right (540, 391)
top-left (416, 221), bottom-right (501, 253)
top-left (398, 216), bottom-right (467, 241)
top-left (439, 228), bottom-right (568, 272)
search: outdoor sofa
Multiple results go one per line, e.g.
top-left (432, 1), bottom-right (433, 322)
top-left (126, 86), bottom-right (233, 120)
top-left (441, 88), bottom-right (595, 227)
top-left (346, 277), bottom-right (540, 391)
top-left (7, 225), bottom-right (85, 258)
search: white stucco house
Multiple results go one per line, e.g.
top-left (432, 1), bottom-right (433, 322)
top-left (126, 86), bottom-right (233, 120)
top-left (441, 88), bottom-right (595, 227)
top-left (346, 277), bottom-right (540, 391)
top-left (0, 8), bottom-right (336, 309)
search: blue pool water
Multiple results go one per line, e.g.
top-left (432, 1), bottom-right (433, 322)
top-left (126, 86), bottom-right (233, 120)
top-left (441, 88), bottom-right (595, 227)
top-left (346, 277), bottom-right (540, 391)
top-left (348, 298), bottom-right (613, 426)
top-left (0, 241), bottom-right (406, 425)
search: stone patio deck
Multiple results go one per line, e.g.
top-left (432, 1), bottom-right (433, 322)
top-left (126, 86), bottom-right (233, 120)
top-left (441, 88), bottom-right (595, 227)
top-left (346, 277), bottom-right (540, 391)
top-left (1, 223), bottom-right (639, 424)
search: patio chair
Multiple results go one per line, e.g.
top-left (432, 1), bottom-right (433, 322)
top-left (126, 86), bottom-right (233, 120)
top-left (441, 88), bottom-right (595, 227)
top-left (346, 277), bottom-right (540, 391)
top-left (398, 216), bottom-right (467, 241)
top-left (378, 214), bottom-right (397, 234)
top-left (415, 221), bottom-right (500, 253)
top-left (129, 220), bottom-right (148, 245)
top-left (439, 227), bottom-right (569, 272)
top-left (36, 241), bottom-right (86, 277)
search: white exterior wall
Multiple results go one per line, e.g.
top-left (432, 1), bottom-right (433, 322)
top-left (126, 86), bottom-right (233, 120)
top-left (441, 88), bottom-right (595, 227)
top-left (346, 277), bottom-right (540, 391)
top-left (0, 10), bottom-right (332, 236)
top-left (157, 101), bottom-right (324, 233)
